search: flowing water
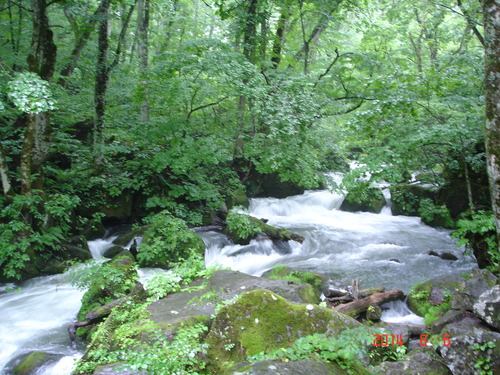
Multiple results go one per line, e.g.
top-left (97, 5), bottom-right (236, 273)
top-left (204, 189), bottom-right (477, 293)
top-left (0, 187), bottom-right (478, 373)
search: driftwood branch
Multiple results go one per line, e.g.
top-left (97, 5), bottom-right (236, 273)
top-left (333, 289), bottom-right (405, 318)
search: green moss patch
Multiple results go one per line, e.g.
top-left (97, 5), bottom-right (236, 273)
top-left (205, 289), bottom-right (362, 372)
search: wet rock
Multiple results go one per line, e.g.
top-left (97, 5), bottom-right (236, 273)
top-left (428, 251), bottom-right (458, 261)
top-left (340, 185), bottom-right (386, 214)
top-left (10, 351), bottom-right (62, 375)
top-left (437, 330), bottom-right (500, 375)
top-left (388, 258), bottom-right (401, 263)
top-left (102, 245), bottom-right (124, 258)
top-left (366, 305), bottom-right (383, 321)
top-left (222, 359), bottom-right (368, 375)
top-left (374, 347), bottom-right (452, 375)
top-left (473, 285), bottom-right (500, 330)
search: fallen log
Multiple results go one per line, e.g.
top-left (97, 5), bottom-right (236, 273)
top-left (333, 289), bottom-right (405, 318)
top-left (359, 286), bottom-right (385, 298)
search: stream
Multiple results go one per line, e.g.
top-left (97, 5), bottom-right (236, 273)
top-left (0, 187), bottom-right (478, 374)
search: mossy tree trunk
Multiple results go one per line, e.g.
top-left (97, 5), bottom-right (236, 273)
top-left (483, 0), bottom-right (500, 272)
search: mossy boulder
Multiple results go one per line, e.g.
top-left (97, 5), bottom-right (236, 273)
top-left (77, 251), bottom-right (140, 340)
top-left (205, 289), bottom-right (363, 372)
top-left (112, 225), bottom-right (150, 247)
top-left (148, 270), bottom-right (323, 336)
top-left (407, 275), bottom-right (466, 326)
top-left (340, 186), bottom-right (386, 214)
top-left (11, 351), bottom-right (61, 375)
top-left (408, 271), bottom-right (498, 327)
top-left (262, 265), bottom-right (327, 300)
top-left (224, 213), bottom-right (304, 245)
top-left (390, 184), bottom-right (437, 216)
top-left (223, 359), bottom-right (367, 375)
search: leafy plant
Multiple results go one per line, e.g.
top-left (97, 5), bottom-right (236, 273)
top-left (225, 209), bottom-right (262, 241)
top-left (474, 341), bottom-right (496, 375)
top-left (452, 211), bottom-right (499, 273)
top-left (7, 72), bottom-right (57, 113)
top-left (248, 328), bottom-right (373, 373)
top-left (136, 210), bottom-right (205, 268)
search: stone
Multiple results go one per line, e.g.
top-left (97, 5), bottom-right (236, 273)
top-left (438, 330), bottom-right (500, 375)
top-left (222, 359), bottom-right (368, 375)
top-left (375, 347), bottom-right (452, 375)
top-left (205, 289), bottom-right (366, 373)
top-left (340, 186), bottom-right (386, 214)
top-left (11, 351), bottom-right (61, 375)
top-left (473, 285), bottom-right (500, 330)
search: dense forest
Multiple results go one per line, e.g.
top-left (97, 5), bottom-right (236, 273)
top-left (1, 0), bottom-right (498, 279)
top-left (1, 1), bottom-right (500, 374)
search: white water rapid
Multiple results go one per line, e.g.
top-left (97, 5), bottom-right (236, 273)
top-left (204, 189), bottom-right (476, 296)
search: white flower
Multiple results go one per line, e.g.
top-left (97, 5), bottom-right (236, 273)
top-left (306, 304), bottom-right (314, 311)
top-left (255, 318), bottom-right (259, 323)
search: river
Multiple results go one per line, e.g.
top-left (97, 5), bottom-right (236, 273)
top-left (0, 187), bottom-right (477, 374)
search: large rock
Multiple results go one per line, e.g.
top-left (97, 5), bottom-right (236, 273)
top-left (340, 186), bottom-right (386, 214)
top-left (10, 351), bottom-right (62, 375)
top-left (473, 285), bottom-right (500, 331)
top-left (374, 348), bottom-right (452, 375)
top-left (438, 330), bottom-right (500, 375)
top-left (148, 270), bottom-right (321, 334)
top-left (222, 359), bottom-right (365, 375)
top-left (204, 289), bottom-right (364, 372)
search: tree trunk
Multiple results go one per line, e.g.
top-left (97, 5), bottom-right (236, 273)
top-left (0, 142), bottom-right (13, 197)
top-left (137, 0), bottom-right (150, 122)
top-left (333, 289), bottom-right (405, 318)
top-left (271, 8), bottom-right (288, 68)
top-left (21, 0), bottom-right (56, 196)
top-left (483, 0), bottom-right (500, 272)
top-left (58, 3), bottom-right (108, 87)
top-left (93, 0), bottom-right (111, 164)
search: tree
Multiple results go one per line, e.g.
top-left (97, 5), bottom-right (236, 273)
top-left (483, 0), bottom-right (500, 271)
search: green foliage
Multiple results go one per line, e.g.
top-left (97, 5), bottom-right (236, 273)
top-left (408, 282), bottom-right (451, 325)
top-left (474, 341), bottom-right (496, 375)
top-left (137, 211), bottom-right (205, 268)
top-left (225, 210), bottom-right (262, 240)
top-left (452, 211), bottom-right (499, 272)
top-left (7, 72), bottom-right (57, 113)
top-left (0, 193), bottom-right (80, 279)
top-left (248, 328), bottom-right (373, 373)
top-left (419, 198), bottom-right (454, 228)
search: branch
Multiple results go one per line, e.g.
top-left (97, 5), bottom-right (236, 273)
top-left (314, 49), bottom-right (354, 88)
top-left (108, 1), bottom-right (137, 71)
top-left (7, 0), bottom-right (32, 12)
top-left (187, 96), bottom-right (229, 119)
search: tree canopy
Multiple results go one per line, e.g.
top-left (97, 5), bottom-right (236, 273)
top-left (0, 0), bottom-right (498, 279)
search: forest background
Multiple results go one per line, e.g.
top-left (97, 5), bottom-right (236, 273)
top-left (0, 0), bottom-right (499, 280)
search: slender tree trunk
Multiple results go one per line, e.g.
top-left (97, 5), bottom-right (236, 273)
top-left (21, 0), bottom-right (56, 196)
top-left (483, 0), bottom-right (500, 269)
top-left (0, 143), bottom-right (12, 197)
top-left (271, 8), bottom-right (288, 68)
top-left (94, 0), bottom-right (111, 163)
top-left (58, 3), bottom-right (108, 87)
top-left (137, 0), bottom-right (150, 122)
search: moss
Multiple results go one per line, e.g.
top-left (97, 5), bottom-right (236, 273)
top-left (408, 278), bottom-right (464, 325)
top-left (76, 252), bottom-right (139, 340)
top-left (205, 289), bottom-right (362, 373)
top-left (12, 351), bottom-right (50, 375)
top-left (263, 266), bottom-right (325, 304)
